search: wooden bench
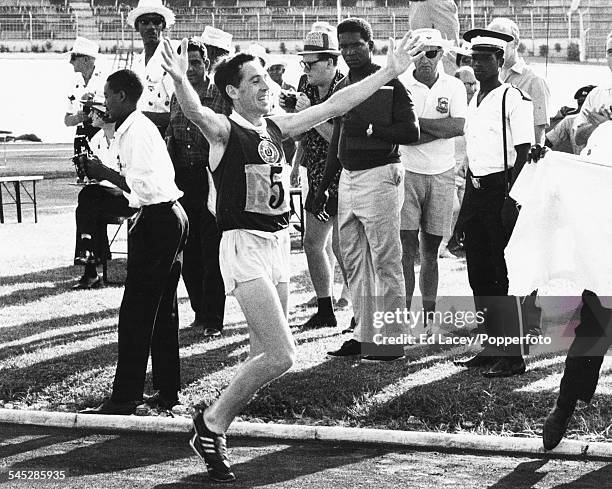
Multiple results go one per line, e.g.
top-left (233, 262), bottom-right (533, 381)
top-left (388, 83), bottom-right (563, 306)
top-left (0, 175), bottom-right (44, 223)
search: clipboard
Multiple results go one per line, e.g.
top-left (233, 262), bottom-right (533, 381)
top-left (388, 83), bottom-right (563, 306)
top-left (345, 86), bottom-right (394, 151)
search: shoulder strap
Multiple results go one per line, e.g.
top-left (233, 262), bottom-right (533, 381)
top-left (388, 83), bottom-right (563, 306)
top-left (501, 86), bottom-right (511, 197)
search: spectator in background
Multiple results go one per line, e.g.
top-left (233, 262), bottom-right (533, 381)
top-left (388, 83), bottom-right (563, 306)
top-left (488, 17), bottom-right (551, 143)
top-left (268, 60), bottom-right (294, 91)
top-left (315, 18), bottom-right (421, 361)
top-left (409, 0), bottom-right (460, 74)
top-left (127, 0), bottom-right (176, 135)
top-left (439, 65), bottom-right (477, 258)
top-left (200, 26), bottom-right (233, 70)
top-left (64, 37), bottom-right (104, 144)
top-left (545, 85), bottom-right (596, 154)
top-left (73, 95), bottom-right (134, 289)
top-left (573, 33), bottom-right (612, 149)
top-left (287, 29), bottom-right (348, 330)
top-left (166, 37), bottom-right (231, 336)
top-left (398, 29), bottom-right (467, 333)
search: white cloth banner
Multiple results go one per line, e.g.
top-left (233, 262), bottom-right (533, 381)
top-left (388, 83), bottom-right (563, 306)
top-left (506, 151), bottom-right (612, 302)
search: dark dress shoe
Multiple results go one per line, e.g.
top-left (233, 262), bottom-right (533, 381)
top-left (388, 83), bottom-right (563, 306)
top-left (141, 392), bottom-right (179, 410)
top-left (74, 250), bottom-right (99, 266)
top-left (454, 350), bottom-right (497, 368)
top-left (72, 274), bottom-right (101, 289)
top-left (483, 357), bottom-right (526, 378)
top-left (79, 398), bottom-right (139, 415)
top-left (203, 327), bottom-right (222, 337)
top-left (543, 401), bottom-right (576, 450)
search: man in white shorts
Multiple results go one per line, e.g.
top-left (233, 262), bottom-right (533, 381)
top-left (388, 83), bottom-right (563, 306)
top-left (161, 34), bottom-right (424, 482)
top-left (398, 28), bottom-right (467, 333)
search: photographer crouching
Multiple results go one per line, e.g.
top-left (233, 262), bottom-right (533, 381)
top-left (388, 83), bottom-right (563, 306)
top-left (72, 95), bottom-right (134, 289)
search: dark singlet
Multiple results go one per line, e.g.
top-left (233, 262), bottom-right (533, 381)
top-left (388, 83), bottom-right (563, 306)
top-left (212, 117), bottom-right (291, 233)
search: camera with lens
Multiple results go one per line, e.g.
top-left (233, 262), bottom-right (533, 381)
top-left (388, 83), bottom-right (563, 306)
top-left (281, 90), bottom-right (297, 110)
top-left (72, 135), bottom-right (92, 181)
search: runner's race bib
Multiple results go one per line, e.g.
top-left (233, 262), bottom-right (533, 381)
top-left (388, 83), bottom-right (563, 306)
top-left (244, 163), bottom-right (290, 215)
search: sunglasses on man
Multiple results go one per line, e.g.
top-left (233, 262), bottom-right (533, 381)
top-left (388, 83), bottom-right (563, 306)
top-left (423, 49), bottom-right (441, 59)
top-left (299, 59), bottom-right (325, 70)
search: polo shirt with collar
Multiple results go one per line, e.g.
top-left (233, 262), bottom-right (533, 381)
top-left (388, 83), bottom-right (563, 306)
top-left (399, 68), bottom-right (467, 175)
top-left (465, 83), bottom-right (534, 177)
top-left (132, 41), bottom-right (175, 114)
top-left (502, 57), bottom-right (551, 128)
top-left (112, 110), bottom-right (183, 208)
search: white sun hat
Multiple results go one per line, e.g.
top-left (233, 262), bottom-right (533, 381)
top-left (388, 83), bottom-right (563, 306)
top-left (68, 37), bottom-right (99, 58)
top-left (201, 26), bottom-right (233, 53)
top-left (126, 0), bottom-right (175, 28)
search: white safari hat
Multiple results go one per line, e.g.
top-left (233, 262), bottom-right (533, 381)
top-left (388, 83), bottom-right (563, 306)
top-left (126, 0), bottom-right (175, 28)
top-left (68, 37), bottom-right (99, 58)
top-left (411, 28), bottom-right (453, 50)
top-left (201, 26), bottom-right (233, 53)
top-left (297, 30), bottom-right (340, 55)
top-left (247, 43), bottom-right (269, 67)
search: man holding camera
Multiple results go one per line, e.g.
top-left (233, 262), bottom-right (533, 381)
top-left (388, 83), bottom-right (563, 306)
top-left (80, 69), bottom-right (187, 415)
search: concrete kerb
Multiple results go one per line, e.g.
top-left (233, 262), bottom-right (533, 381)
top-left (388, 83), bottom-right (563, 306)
top-left (1, 408), bottom-right (611, 459)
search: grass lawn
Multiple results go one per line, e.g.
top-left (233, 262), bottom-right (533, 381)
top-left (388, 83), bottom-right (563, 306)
top-left (1, 177), bottom-right (612, 444)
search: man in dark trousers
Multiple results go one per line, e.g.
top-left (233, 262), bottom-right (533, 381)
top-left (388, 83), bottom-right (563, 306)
top-left (166, 37), bottom-right (231, 336)
top-left (80, 69), bottom-right (188, 414)
top-left (314, 18), bottom-right (421, 362)
top-left (453, 29), bottom-right (533, 378)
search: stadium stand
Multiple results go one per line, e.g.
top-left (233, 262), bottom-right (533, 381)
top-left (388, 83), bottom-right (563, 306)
top-left (0, 0), bottom-right (609, 59)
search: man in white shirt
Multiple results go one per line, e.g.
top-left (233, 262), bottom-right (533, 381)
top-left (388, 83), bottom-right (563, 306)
top-left (488, 18), bottom-right (551, 144)
top-left (127, 0), bottom-right (176, 135)
top-left (80, 69), bottom-right (188, 416)
top-left (64, 37), bottom-right (105, 144)
top-left (160, 34), bottom-right (424, 483)
top-left (453, 29), bottom-right (534, 378)
top-left (573, 32), bottom-right (612, 148)
top-left (399, 28), bottom-right (467, 333)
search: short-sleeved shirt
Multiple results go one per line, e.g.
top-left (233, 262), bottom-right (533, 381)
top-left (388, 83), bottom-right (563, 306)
top-left (300, 70), bottom-right (344, 196)
top-left (166, 76), bottom-right (231, 169)
top-left (572, 83), bottom-right (612, 134)
top-left (502, 58), bottom-right (551, 128)
top-left (65, 64), bottom-right (106, 115)
top-left (465, 83), bottom-right (534, 176)
top-left (111, 110), bottom-right (183, 208)
top-left (132, 42), bottom-right (175, 114)
top-left (546, 114), bottom-right (582, 155)
top-left (398, 69), bottom-right (468, 174)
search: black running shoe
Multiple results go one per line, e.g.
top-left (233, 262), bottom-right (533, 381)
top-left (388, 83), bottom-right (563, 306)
top-left (190, 408), bottom-right (236, 483)
top-left (302, 313), bottom-right (337, 329)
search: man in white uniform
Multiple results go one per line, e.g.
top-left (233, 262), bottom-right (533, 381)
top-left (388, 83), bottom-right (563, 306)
top-left (453, 29), bottom-right (534, 378)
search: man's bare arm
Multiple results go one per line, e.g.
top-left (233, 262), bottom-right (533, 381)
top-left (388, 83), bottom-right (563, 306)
top-left (271, 33), bottom-right (424, 138)
top-left (160, 39), bottom-right (230, 152)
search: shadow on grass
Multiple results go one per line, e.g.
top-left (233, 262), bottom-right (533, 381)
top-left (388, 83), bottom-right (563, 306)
top-left (0, 320), bottom-right (252, 407)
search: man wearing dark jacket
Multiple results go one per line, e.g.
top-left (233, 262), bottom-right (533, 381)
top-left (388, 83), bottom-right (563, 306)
top-left (314, 17), bottom-right (421, 362)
